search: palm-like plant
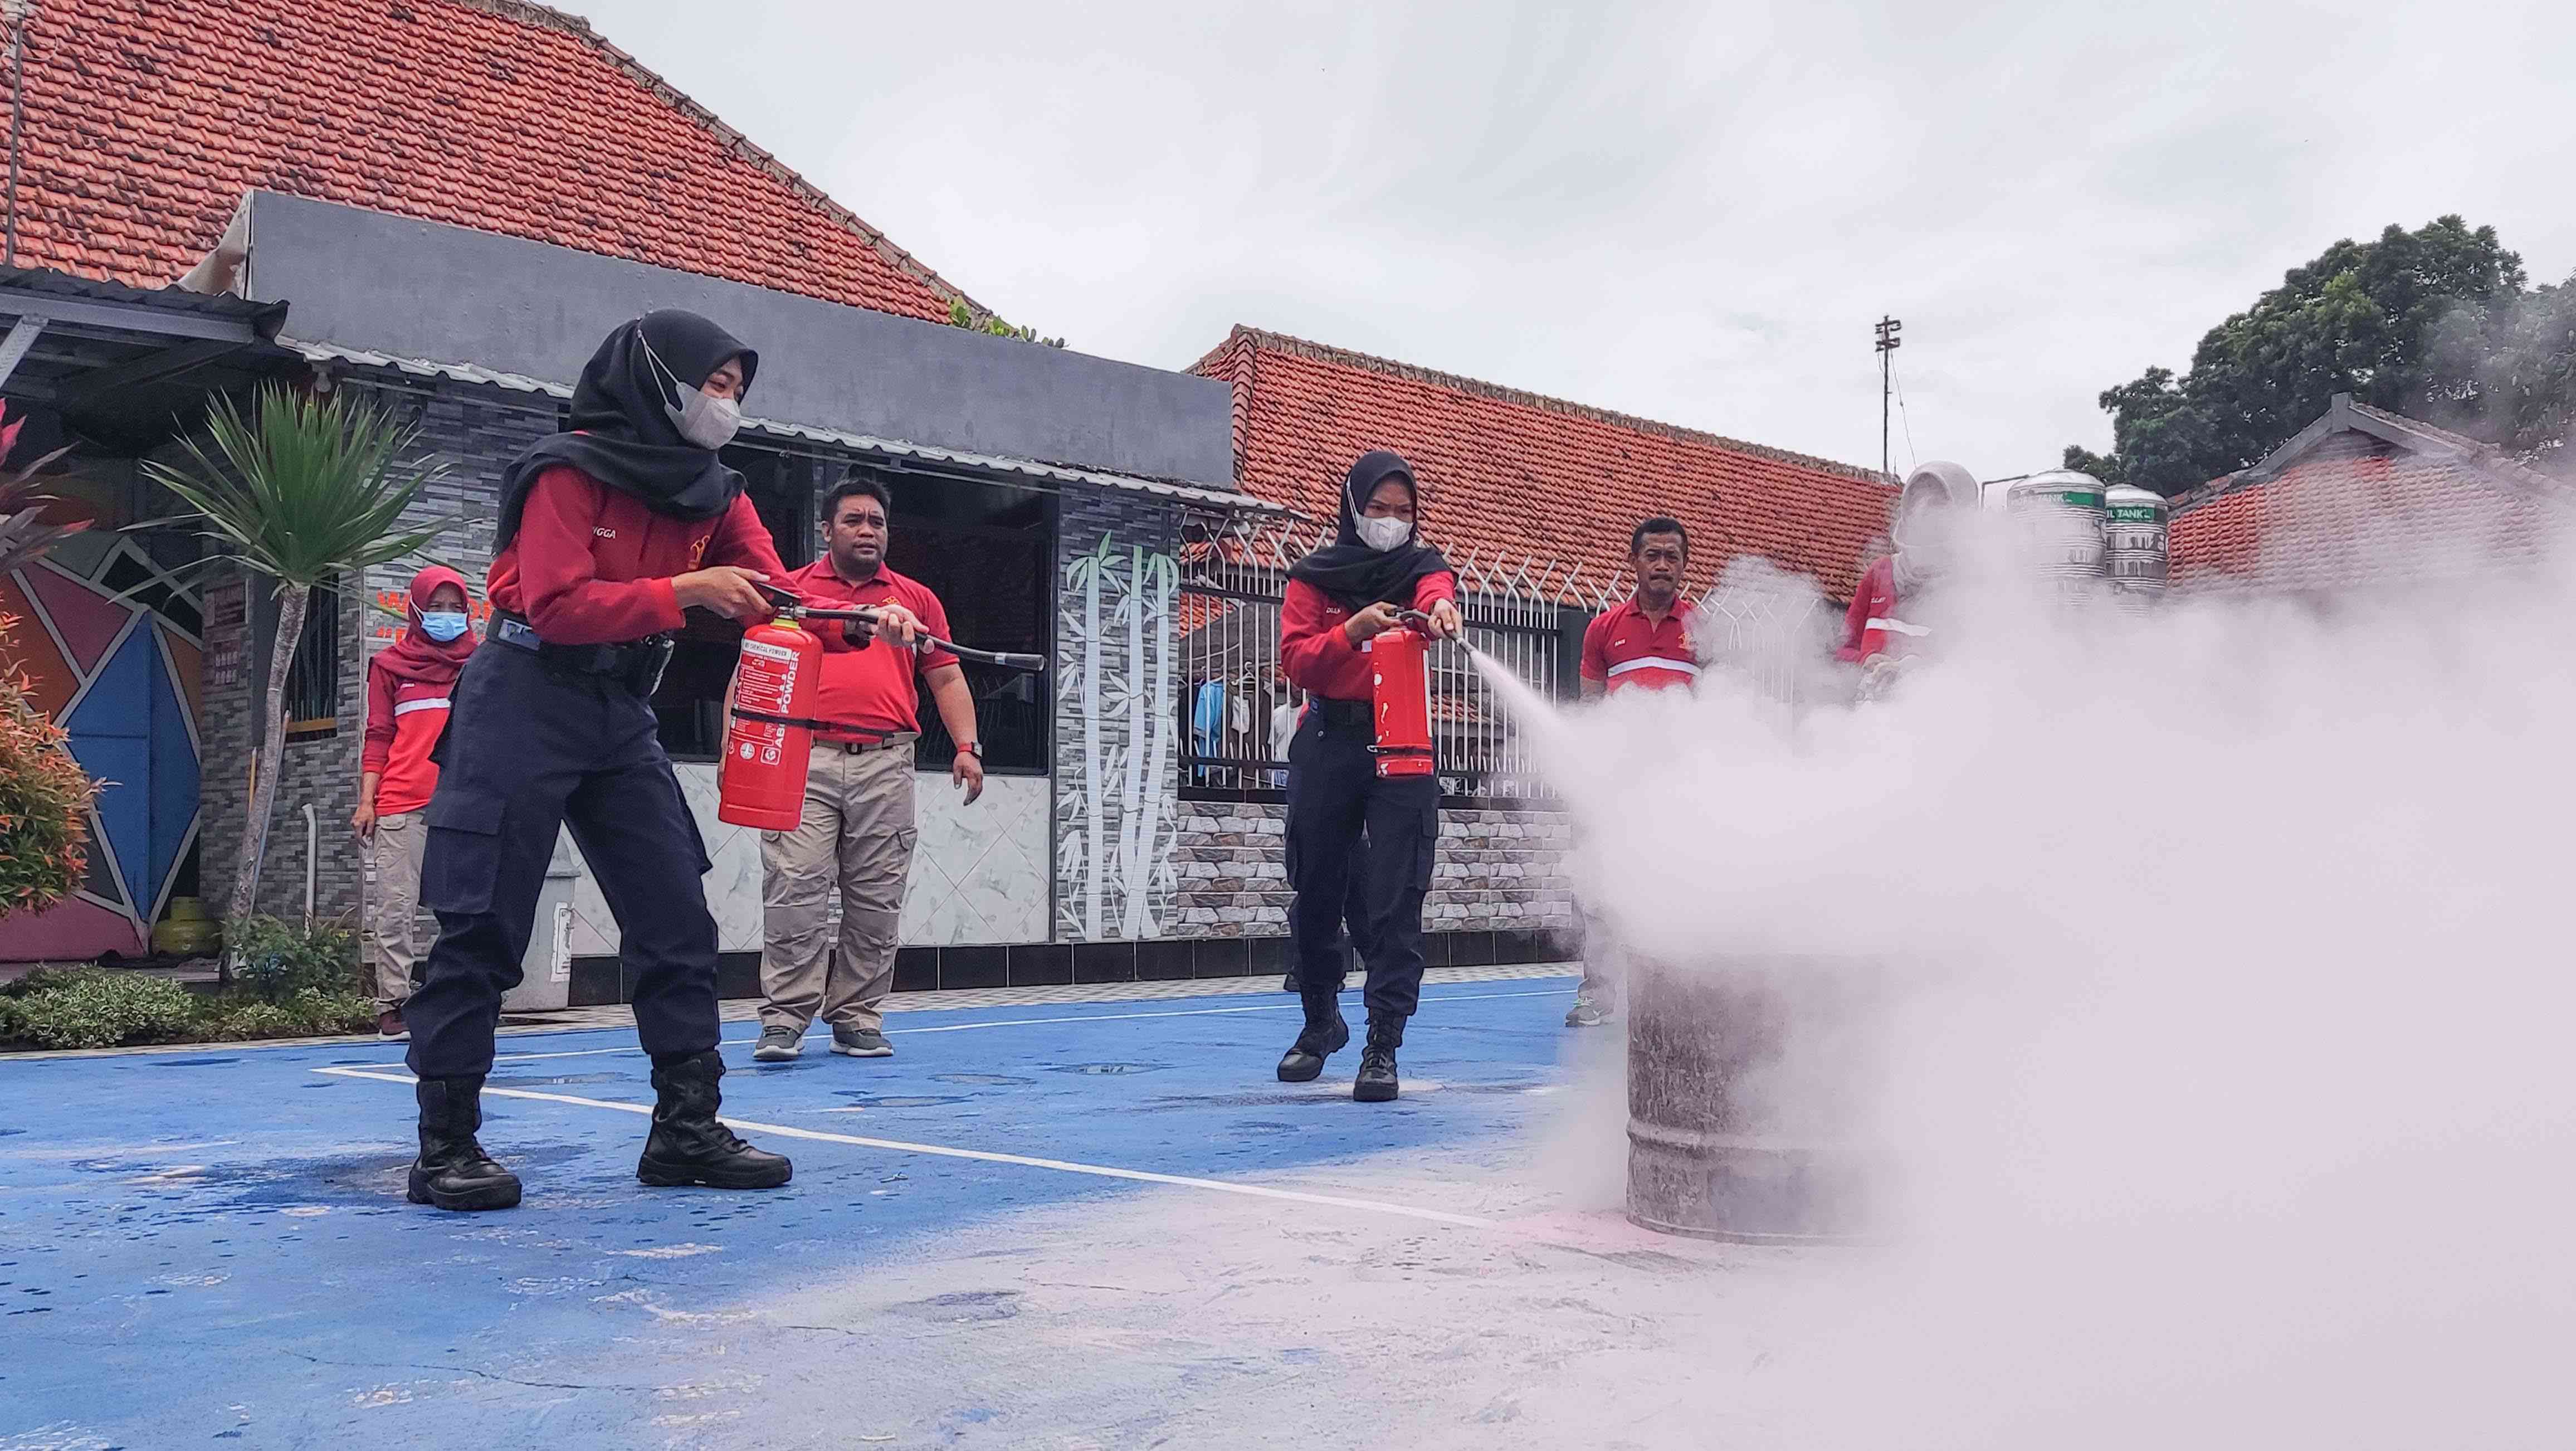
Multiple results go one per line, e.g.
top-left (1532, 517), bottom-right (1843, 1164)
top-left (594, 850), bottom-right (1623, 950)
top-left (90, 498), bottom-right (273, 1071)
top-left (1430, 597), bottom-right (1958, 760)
top-left (144, 386), bottom-right (452, 932)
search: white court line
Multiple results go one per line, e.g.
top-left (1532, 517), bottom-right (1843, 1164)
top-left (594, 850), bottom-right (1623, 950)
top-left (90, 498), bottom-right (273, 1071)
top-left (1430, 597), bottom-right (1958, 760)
top-left (474, 987), bottom-right (1576, 1065)
top-left (311, 1065), bottom-right (1500, 1230)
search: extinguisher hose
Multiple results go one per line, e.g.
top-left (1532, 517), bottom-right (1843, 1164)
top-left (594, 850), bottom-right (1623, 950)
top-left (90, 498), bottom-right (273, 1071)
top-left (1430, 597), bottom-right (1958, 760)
top-left (806, 609), bottom-right (1047, 673)
top-left (750, 586), bottom-right (1048, 673)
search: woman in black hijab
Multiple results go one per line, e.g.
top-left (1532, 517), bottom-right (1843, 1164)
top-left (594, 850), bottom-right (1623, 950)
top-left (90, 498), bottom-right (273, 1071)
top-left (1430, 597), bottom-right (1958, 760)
top-left (1274, 450), bottom-right (1462, 1102)
top-left (402, 309), bottom-right (817, 1213)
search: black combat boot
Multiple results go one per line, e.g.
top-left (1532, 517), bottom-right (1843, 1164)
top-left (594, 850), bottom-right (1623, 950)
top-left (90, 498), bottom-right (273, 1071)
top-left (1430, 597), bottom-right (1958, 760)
top-left (1353, 1016), bottom-right (1405, 1102)
top-left (637, 1050), bottom-right (793, 1190)
top-left (1276, 985), bottom-right (1350, 1083)
top-left (407, 1076), bottom-right (522, 1211)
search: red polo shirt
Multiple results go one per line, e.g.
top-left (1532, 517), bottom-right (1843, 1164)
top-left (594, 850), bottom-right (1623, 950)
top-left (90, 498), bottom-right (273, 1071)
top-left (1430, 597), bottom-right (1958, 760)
top-left (487, 466), bottom-right (789, 645)
top-left (787, 558), bottom-right (959, 739)
top-left (1580, 595), bottom-right (1699, 694)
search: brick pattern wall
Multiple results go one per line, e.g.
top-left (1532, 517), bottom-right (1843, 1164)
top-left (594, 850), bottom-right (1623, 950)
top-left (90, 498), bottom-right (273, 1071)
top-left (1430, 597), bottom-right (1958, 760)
top-left (1053, 487), bottom-right (1182, 941)
top-left (197, 576), bottom-right (369, 924)
top-left (1172, 802), bottom-right (1578, 937)
top-left (196, 576), bottom-right (251, 920)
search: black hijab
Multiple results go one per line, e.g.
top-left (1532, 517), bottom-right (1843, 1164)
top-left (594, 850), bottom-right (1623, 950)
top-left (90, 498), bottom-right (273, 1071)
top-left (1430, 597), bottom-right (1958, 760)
top-left (495, 309), bottom-right (762, 550)
top-left (1286, 450), bottom-right (1450, 608)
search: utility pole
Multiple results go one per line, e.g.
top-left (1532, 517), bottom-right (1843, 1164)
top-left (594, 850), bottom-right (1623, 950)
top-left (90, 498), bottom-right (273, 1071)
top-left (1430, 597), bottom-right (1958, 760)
top-left (1875, 315), bottom-right (1902, 480)
top-left (2, 0), bottom-right (30, 270)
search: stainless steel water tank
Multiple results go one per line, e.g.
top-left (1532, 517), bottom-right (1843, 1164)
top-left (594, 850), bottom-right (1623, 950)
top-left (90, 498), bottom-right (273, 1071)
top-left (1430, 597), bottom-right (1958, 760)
top-left (1998, 469), bottom-right (2109, 582)
top-left (2103, 482), bottom-right (2169, 594)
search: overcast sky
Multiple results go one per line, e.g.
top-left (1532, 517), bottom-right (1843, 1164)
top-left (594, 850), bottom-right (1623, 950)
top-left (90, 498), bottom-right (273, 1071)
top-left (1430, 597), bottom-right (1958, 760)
top-left (572, 0), bottom-right (2574, 478)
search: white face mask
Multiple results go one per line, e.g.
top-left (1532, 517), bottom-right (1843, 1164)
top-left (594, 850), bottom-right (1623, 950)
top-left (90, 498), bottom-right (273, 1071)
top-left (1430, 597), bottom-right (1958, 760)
top-left (672, 390), bottom-right (742, 451)
top-left (1354, 514), bottom-right (1412, 553)
top-left (641, 334), bottom-right (744, 450)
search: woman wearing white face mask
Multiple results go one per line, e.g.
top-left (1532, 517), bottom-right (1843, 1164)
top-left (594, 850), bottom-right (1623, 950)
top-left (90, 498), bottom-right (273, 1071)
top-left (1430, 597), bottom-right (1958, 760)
top-left (357, 564), bottom-right (479, 1040)
top-left (1274, 450), bottom-right (1463, 1102)
top-left (397, 309), bottom-right (813, 1213)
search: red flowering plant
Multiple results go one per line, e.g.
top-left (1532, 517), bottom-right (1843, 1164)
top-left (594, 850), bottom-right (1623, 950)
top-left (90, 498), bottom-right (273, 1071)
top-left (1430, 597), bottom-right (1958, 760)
top-left (0, 399), bottom-right (84, 575)
top-left (0, 401), bottom-right (97, 918)
top-left (0, 618), bottom-right (95, 920)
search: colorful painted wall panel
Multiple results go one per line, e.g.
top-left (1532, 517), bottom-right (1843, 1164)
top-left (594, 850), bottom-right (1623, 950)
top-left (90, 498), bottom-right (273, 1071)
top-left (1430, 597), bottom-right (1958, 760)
top-left (0, 547), bottom-right (203, 961)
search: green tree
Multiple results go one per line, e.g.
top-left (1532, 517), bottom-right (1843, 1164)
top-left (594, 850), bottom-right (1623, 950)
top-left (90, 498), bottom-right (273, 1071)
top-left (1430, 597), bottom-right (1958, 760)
top-left (144, 387), bottom-right (452, 939)
top-left (2424, 274), bottom-right (2576, 473)
top-left (2071, 217), bottom-right (2528, 493)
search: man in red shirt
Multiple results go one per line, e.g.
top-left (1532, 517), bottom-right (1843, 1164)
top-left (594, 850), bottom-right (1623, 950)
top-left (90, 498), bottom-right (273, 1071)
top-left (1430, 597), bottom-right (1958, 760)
top-left (750, 474), bottom-right (983, 1063)
top-left (1569, 517), bottom-right (1698, 1026)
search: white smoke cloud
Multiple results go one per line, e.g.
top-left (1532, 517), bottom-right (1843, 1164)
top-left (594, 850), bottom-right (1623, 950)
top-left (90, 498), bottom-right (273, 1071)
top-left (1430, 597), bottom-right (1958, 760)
top-left (1516, 514), bottom-right (2576, 1447)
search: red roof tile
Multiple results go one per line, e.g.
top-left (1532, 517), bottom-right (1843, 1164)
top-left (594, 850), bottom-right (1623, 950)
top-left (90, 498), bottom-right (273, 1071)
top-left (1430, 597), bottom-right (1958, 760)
top-left (1191, 327), bottom-right (1895, 603)
top-left (12, 0), bottom-right (977, 323)
top-left (2169, 399), bottom-right (2569, 592)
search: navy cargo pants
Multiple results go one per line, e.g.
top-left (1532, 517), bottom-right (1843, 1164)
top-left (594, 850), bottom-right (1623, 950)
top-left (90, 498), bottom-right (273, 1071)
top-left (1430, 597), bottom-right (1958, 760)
top-left (1285, 699), bottom-right (1438, 1022)
top-left (406, 641), bottom-right (720, 1080)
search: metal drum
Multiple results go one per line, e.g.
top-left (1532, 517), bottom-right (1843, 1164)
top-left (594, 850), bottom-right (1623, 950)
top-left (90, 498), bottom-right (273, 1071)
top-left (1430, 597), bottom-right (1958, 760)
top-left (1997, 469), bottom-right (2110, 584)
top-left (1627, 955), bottom-right (1888, 1244)
top-left (2103, 482), bottom-right (2169, 596)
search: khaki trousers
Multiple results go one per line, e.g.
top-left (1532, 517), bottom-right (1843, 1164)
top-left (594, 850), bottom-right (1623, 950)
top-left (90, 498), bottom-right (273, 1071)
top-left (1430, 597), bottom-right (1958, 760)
top-left (368, 810), bottom-right (428, 1010)
top-left (760, 741), bottom-right (917, 1033)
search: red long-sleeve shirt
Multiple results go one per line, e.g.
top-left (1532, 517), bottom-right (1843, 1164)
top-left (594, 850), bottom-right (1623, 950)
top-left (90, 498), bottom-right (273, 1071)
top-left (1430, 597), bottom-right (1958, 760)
top-left (1837, 554), bottom-right (1916, 664)
top-left (486, 466), bottom-right (789, 645)
top-left (1279, 573), bottom-right (1459, 702)
top-left (360, 661), bottom-right (452, 816)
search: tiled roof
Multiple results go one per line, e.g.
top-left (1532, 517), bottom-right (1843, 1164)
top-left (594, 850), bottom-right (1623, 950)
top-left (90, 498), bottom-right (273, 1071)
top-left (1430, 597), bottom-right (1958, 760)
top-left (13, 0), bottom-right (977, 323)
top-left (1191, 327), bottom-right (1895, 603)
top-left (2169, 396), bottom-right (2569, 592)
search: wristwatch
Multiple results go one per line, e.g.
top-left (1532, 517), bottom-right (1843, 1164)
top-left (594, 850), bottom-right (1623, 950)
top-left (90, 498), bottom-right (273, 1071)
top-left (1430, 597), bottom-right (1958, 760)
top-left (959, 742), bottom-right (983, 759)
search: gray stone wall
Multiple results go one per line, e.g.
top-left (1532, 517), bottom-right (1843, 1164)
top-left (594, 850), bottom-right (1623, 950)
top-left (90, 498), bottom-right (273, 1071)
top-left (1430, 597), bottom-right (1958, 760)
top-left (197, 574), bottom-right (368, 925)
top-left (1053, 486), bottom-right (1183, 941)
top-left (1172, 802), bottom-right (1578, 937)
top-left (196, 576), bottom-right (251, 922)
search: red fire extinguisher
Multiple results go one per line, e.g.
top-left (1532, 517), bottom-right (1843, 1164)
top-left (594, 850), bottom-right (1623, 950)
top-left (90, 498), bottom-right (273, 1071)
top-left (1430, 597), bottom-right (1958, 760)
top-left (1370, 619), bottom-right (1436, 779)
top-left (717, 616), bottom-right (821, 830)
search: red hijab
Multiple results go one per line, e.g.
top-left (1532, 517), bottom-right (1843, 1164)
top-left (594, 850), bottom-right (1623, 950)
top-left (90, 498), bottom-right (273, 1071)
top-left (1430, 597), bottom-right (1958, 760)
top-left (371, 564), bottom-right (478, 685)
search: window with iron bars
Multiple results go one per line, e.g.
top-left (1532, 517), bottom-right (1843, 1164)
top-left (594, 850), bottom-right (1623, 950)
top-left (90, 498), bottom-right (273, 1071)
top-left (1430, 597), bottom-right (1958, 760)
top-left (1174, 518), bottom-right (1597, 806)
top-left (282, 581), bottom-right (340, 741)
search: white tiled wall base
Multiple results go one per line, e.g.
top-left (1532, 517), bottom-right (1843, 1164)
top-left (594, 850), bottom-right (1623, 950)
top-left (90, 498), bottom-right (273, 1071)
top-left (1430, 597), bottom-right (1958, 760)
top-left (563, 765), bottom-right (1052, 957)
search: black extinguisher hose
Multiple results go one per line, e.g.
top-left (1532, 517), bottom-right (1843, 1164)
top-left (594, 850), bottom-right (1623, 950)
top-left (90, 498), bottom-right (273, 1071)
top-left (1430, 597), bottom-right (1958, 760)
top-left (754, 584), bottom-right (1049, 673)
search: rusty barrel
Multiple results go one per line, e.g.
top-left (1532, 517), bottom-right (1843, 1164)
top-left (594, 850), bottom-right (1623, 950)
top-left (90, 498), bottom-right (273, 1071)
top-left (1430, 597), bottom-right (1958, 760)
top-left (1626, 955), bottom-right (1887, 1245)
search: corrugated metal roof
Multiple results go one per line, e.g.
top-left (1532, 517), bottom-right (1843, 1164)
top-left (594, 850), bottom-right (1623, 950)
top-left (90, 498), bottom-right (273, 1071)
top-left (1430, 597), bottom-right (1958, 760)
top-left (289, 339), bottom-right (1288, 516)
top-left (1, 264), bottom-right (290, 338)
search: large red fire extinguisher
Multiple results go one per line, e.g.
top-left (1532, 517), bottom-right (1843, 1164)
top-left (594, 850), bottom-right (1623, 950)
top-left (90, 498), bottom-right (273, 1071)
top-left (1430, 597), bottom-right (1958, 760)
top-left (1370, 621), bottom-right (1436, 779)
top-left (717, 616), bottom-right (821, 830)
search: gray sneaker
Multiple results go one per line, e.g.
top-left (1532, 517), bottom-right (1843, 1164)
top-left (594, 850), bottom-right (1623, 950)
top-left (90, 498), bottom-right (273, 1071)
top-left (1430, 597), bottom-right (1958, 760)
top-left (1565, 1000), bottom-right (1611, 1028)
top-left (751, 1025), bottom-right (803, 1062)
top-left (830, 1025), bottom-right (894, 1058)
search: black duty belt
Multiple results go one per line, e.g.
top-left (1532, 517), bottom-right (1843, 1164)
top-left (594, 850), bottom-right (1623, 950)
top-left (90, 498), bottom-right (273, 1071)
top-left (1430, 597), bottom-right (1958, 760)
top-left (1312, 698), bottom-right (1371, 727)
top-left (491, 611), bottom-right (674, 693)
top-left (723, 705), bottom-right (911, 753)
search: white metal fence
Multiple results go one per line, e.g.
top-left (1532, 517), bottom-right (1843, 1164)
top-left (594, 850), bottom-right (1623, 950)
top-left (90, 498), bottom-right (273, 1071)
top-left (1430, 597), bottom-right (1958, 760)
top-left (1175, 515), bottom-right (1621, 802)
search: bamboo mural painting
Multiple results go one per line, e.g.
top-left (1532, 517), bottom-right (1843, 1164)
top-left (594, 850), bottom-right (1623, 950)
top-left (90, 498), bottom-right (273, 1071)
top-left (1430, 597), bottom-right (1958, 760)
top-left (1058, 532), bottom-right (1180, 939)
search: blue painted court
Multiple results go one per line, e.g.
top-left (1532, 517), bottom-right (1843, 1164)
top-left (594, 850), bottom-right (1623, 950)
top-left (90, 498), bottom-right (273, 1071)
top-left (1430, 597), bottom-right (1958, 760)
top-left (0, 976), bottom-right (1594, 1449)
